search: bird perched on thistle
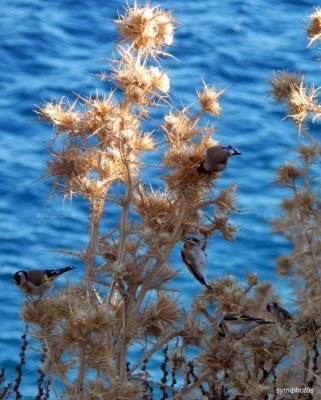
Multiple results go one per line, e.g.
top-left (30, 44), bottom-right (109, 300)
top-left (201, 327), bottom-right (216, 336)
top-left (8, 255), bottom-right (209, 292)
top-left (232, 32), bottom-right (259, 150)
top-left (181, 237), bottom-right (212, 290)
top-left (12, 266), bottom-right (75, 297)
top-left (218, 313), bottom-right (274, 339)
top-left (266, 301), bottom-right (292, 323)
top-left (198, 145), bottom-right (241, 174)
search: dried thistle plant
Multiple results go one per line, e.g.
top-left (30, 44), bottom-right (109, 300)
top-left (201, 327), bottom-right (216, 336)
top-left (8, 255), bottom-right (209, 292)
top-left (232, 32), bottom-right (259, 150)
top-left (19, 1), bottom-right (244, 398)
top-left (265, 6), bottom-right (321, 399)
top-left (13, 2), bottom-right (321, 400)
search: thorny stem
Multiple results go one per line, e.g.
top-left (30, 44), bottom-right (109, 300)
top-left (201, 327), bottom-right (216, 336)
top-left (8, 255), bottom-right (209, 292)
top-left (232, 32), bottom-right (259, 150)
top-left (292, 182), bottom-right (321, 284)
top-left (307, 320), bottom-right (319, 388)
top-left (145, 379), bottom-right (175, 393)
top-left (118, 203), bottom-right (186, 385)
top-left (131, 203), bottom-right (188, 320)
top-left (304, 345), bottom-right (311, 384)
top-left (124, 204), bottom-right (187, 346)
top-left (85, 197), bottom-right (105, 297)
top-left (107, 148), bottom-right (133, 304)
top-left (263, 354), bottom-right (286, 383)
top-left (187, 361), bottom-right (208, 397)
top-left (13, 323), bottom-right (28, 400)
top-left (35, 346), bottom-right (47, 400)
top-left (119, 303), bottom-right (128, 384)
top-left (112, 149), bottom-right (135, 385)
top-left (44, 338), bottom-right (73, 396)
top-left (160, 346), bottom-right (169, 399)
top-left (171, 353), bottom-right (178, 389)
top-left (0, 368), bottom-right (12, 400)
top-left (76, 344), bottom-right (86, 396)
top-left (142, 358), bottom-right (152, 399)
top-left (128, 331), bottom-right (181, 376)
top-left (171, 372), bottom-right (210, 400)
top-left (43, 380), bottom-right (51, 400)
top-left (48, 378), bottom-right (59, 400)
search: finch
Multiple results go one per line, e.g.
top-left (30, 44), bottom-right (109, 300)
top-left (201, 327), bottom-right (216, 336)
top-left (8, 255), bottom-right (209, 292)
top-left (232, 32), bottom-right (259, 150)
top-left (12, 266), bottom-right (75, 296)
top-left (181, 238), bottom-right (212, 290)
top-left (198, 145), bottom-right (241, 174)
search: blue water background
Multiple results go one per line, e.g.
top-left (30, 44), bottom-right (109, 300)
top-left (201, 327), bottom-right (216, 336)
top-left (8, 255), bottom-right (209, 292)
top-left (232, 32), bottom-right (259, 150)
top-left (1, 0), bottom-right (320, 395)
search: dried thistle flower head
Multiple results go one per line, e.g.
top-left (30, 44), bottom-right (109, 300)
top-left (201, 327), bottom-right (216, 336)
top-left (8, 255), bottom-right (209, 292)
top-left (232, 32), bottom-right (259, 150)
top-left (163, 134), bottom-right (218, 195)
top-left (81, 92), bottom-right (124, 137)
top-left (48, 146), bottom-right (94, 181)
top-left (276, 254), bottom-right (293, 276)
top-left (214, 184), bottom-right (237, 211)
top-left (275, 162), bottom-right (303, 184)
top-left (307, 7), bottom-right (321, 46)
top-left (287, 83), bottom-right (319, 130)
top-left (162, 109), bottom-right (199, 146)
top-left (141, 294), bottom-right (180, 337)
top-left (213, 214), bottom-right (238, 241)
top-left (134, 185), bottom-right (175, 233)
top-left (47, 146), bottom-right (121, 198)
top-left (116, 1), bottom-right (174, 55)
top-left (109, 49), bottom-right (170, 105)
top-left (269, 70), bottom-right (303, 102)
top-left (38, 98), bottom-right (81, 136)
top-left (149, 67), bottom-right (170, 93)
top-left (182, 315), bottom-right (205, 347)
top-left (197, 81), bottom-right (224, 116)
top-left (296, 143), bottom-right (319, 159)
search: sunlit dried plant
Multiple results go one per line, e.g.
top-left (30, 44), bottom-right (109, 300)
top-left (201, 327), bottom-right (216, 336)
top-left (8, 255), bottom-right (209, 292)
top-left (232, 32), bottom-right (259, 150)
top-left (13, 2), bottom-right (321, 400)
top-left (307, 7), bottom-right (321, 46)
top-left (19, 1), bottom-right (244, 398)
top-left (267, 6), bottom-right (321, 399)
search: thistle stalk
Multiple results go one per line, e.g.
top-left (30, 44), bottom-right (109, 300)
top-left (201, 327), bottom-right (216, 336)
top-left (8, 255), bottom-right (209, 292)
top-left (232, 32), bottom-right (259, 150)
top-left (107, 151), bottom-right (134, 305)
top-left (85, 197), bottom-right (105, 296)
top-left (292, 182), bottom-right (321, 285)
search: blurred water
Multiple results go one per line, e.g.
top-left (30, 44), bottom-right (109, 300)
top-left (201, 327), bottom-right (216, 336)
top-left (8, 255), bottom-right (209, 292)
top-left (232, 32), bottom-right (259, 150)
top-left (0, 0), bottom-right (319, 396)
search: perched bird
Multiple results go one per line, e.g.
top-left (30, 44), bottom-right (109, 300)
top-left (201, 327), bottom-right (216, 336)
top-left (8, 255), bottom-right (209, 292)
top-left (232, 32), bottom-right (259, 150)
top-left (197, 145), bottom-right (241, 174)
top-left (181, 237), bottom-right (212, 290)
top-left (266, 301), bottom-right (292, 323)
top-left (12, 266), bottom-right (75, 296)
top-left (219, 313), bottom-right (274, 339)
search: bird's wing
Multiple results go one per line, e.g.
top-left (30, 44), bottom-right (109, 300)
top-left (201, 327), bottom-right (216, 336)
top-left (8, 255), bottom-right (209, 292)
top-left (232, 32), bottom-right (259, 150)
top-left (44, 267), bottom-right (74, 281)
top-left (26, 270), bottom-right (48, 285)
top-left (238, 314), bottom-right (273, 324)
top-left (181, 249), bottom-right (207, 286)
top-left (207, 147), bottom-right (228, 164)
top-left (279, 307), bottom-right (293, 320)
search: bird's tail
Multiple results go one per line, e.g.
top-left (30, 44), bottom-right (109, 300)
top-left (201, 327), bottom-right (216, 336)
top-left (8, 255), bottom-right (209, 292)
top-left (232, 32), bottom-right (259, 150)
top-left (258, 319), bottom-right (274, 325)
top-left (45, 266), bottom-right (76, 280)
top-left (204, 278), bottom-right (213, 290)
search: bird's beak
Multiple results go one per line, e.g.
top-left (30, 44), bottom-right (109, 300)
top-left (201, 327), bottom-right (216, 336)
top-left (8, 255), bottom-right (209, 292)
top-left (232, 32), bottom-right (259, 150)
top-left (232, 147), bottom-right (241, 156)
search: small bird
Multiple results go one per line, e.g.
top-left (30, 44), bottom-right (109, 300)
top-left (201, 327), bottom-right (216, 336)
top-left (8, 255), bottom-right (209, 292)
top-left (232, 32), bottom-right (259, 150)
top-left (12, 266), bottom-right (75, 296)
top-left (218, 313), bottom-right (274, 339)
top-left (197, 145), bottom-right (241, 174)
top-left (181, 237), bottom-right (212, 290)
top-left (266, 301), bottom-right (292, 323)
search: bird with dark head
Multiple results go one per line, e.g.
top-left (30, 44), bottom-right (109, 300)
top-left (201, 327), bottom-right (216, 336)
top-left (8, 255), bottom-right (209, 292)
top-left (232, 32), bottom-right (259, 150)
top-left (181, 237), bottom-right (212, 290)
top-left (12, 266), bottom-right (75, 297)
top-left (266, 301), bottom-right (292, 323)
top-left (198, 145), bottom-right (241, 174)
top-left (218, 313), bottom-right (274, 339)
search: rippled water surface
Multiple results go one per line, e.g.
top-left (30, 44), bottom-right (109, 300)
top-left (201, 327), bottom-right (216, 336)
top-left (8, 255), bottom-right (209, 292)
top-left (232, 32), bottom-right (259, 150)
top-left (0, 0), bottom-right (319, 395)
